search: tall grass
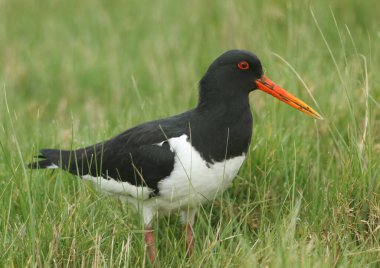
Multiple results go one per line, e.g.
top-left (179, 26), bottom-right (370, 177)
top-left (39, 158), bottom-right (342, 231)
top-left (1, 0), bottom-right (379, 267)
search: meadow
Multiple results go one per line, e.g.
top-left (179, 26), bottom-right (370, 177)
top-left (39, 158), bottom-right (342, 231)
top-left (1, 0), bottom-right (379, 267)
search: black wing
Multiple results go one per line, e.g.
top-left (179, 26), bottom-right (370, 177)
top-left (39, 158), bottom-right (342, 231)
top-left (28, 111), bottom-right (193, 194)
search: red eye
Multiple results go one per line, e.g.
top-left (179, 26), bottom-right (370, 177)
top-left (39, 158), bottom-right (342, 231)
top-left (237, 61), bottom-right (249, 70)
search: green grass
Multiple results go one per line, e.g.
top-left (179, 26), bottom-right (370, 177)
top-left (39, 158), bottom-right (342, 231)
top-left (1, 0), bottom-right (380, 267)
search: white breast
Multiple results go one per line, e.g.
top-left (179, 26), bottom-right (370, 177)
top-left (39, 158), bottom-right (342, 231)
top-left (82, 134), bottom-right (245, 213)
top-left (154, 134), bottom-right (245, 211)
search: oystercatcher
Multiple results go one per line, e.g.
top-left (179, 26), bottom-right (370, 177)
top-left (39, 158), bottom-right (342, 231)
top-left (28, 50), bottom-right (322, 263)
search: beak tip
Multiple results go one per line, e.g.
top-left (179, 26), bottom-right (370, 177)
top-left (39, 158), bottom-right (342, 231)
top-left (315, 113), bottom-right (324, 120)
top-left (257, 75), bottom-right (323, 121)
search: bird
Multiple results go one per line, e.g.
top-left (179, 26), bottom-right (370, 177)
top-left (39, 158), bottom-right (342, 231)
top-left (28, 49), bottom-right (322, 264)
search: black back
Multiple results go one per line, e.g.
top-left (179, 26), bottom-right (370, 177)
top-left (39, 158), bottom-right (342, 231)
top-left (29, 50), bottom-right (264, 194)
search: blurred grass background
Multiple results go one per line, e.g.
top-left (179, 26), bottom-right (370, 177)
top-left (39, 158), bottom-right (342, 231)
top-left (1, 0), bottom-right (380, 267)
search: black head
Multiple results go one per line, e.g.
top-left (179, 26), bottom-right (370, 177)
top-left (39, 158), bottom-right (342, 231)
top-left (199, 50), bottom-right (264, 102)
top-left (198, 49), bottom-right (323, 119)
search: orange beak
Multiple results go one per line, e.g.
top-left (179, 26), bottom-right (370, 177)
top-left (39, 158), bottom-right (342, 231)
top-left (255, 75), bottom-right (322, 119)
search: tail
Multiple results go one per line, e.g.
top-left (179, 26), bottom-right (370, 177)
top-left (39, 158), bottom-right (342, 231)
top-left (28, 146), bottom-right (102, 176)
top-left (28, 149), bottom-right (73, 169)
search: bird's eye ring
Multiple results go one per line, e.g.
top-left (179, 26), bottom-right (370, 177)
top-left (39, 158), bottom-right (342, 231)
top-left (237, 61), bottom-right (249, 70)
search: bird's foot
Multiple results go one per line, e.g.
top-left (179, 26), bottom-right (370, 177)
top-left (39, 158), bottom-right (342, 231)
top-left (144, 227), bottom-right (156, 265)
top-left (183, 223), bottom-right (194, 257)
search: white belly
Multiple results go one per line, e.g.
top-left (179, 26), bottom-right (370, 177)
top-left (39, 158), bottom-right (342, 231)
top-left (83, 134), bottom-right (245, 213)
top-left (151, 135), bottom-right (245, 211)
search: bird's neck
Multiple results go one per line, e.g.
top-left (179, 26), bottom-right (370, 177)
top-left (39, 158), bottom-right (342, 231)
top-left (196, 75), bottom-right (252, 119)
top-left (192, 89), bottom-right (253, 163)
top-left (196, 91), bottom-right (251, 121)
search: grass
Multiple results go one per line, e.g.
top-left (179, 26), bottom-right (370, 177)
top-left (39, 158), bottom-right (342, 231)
top-left (1, 0), bottom-right (380, 267)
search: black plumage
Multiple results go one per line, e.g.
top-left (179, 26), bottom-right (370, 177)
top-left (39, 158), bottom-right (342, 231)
top-left (28, 49), bottom-right (321, 263)
top-left (29, 50), bottom-right (259, 195)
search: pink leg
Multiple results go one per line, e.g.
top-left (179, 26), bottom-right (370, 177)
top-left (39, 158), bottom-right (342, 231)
top-left (183, 223), bottom-right (194, 257)
top-left (144, 226), bottom-right (156, 265)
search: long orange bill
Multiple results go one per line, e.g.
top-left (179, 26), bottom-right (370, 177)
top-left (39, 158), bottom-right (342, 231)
top-left (255, 75), bottom-right (323, 119)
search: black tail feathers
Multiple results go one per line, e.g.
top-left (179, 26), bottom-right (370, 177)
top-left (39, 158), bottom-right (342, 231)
top-left (27, 158), bottom-right (56, 169)
top-left (27, 147), bottom-right (100, 177)
top-left (27, 149), bottom-right (71, 169)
